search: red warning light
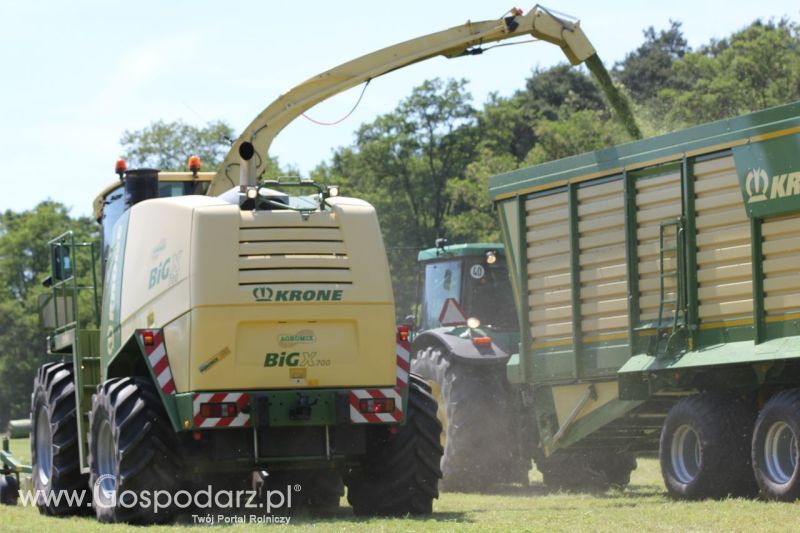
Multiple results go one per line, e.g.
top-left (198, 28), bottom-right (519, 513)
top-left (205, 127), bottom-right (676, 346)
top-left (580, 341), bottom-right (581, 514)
top-left (187, 155), bottom-right (201, 173)
top-left (115, 158), bottom-right (127, 174)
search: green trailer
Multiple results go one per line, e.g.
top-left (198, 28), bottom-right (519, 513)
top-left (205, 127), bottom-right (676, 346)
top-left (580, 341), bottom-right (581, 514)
top-left (489, 101), bottom-right (800, 499)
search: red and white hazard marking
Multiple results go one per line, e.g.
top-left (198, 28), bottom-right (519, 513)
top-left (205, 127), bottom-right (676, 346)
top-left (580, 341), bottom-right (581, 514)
top-left (348, 388), bottom-right (403, 423)
top-left (139, 330), bottom-right (176, 395)
top-left (349, 339), bottom-right (409, 424)
top-left (192, 392), bottom-right (251, 428)
top-left (396, 337), bottom-right (410, 389)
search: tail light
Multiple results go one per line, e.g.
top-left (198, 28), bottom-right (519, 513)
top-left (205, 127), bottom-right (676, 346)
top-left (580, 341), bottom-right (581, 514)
top-left (397, 325), bottom-right (410, 342)
top-left (472, 336), bottom-right (492, 347)
top-left (359, 398), bottom-right (395, 414)
top-left (199, 402), bottom-right (238, 418)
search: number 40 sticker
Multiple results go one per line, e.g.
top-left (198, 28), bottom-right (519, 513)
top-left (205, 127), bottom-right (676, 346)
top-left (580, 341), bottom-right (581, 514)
top-left (470, 264), bottom-right (485, 279)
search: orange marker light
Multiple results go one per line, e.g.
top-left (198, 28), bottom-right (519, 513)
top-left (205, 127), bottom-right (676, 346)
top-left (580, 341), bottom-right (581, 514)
top-left (142, 331), bottom-right (155, 346)
top-left (115, 158), bottom-right (127, 174)
top-left (187, 155), bottom-right (201, 172)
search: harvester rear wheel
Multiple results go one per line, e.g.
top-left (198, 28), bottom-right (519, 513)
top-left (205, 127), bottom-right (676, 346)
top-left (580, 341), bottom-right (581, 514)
top-left (751, 389), bottom-right (800, 501)
top-left (412, 345), bottom-right (526, 491)
top-left (345, 374), bottom-right (442, 516)
top-left (88, 377), bottom-right (182, 523)
top-left (30, 362), bottom-right (89, 515)
top-left (660, 393), bottom-right (757, 499)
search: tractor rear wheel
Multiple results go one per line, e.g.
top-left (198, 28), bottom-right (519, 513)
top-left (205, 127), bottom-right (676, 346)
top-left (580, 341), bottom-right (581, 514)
top-left (30, 362), bottom-right (89, 515)
top-left (659, 393), bottom-right (757, 499)
top-left (537, 449), bottom-right (637, 491)
top-left (345, 374), bottom-right (442, 516)
top-left (751, 389), bottom-right (800, 501)
top-left (412, 344), bottom-right (526, 491)
top-left (88, 377), bottom-right (183, 523)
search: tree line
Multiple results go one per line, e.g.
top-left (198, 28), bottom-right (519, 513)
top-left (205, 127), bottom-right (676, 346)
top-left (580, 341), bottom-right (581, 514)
top-left (1, 18), bottom-right (798, 425)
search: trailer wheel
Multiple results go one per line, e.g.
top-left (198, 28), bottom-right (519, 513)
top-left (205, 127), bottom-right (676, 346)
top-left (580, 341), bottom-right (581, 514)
top-left (412, 344), bottom-right (525, 491)
top-left (660, 393), bottom-right (757, 499)
top-left (30, 362), bottom-right (90, 515)
top-left (752, 389), bottom-right (800, 501)
top-left (89, 377), bottom-right (182, 523)
top-left (345, 374), bottom-right (442, 516)
top-left (0, 475), bottom-right (19, 505)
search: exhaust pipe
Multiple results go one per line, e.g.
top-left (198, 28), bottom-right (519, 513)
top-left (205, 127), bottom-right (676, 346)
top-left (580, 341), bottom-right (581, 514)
top-left (239, 141), bottom-right (256, 191)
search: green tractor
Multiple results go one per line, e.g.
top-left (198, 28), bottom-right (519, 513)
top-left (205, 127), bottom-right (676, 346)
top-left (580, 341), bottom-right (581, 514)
top-left (409, 242), bottom-right (527, 491)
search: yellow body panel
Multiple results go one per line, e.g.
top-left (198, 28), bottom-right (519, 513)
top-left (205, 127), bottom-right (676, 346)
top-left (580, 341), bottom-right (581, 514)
top-left (115, 194), bottom-right (396, 392)
top-left (552, 381), bottom-right (619, 429)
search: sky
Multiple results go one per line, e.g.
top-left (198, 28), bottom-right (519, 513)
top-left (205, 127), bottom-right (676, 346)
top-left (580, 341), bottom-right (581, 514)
top-left (1, 1), bottom-right (798, 218)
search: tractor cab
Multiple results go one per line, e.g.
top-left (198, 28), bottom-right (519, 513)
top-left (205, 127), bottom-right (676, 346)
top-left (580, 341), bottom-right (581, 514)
top-left (416, 242), bottom-right (517, 339)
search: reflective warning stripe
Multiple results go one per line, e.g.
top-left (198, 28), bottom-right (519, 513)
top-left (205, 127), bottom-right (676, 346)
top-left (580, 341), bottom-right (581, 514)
top-left (396, 338), bottom-right (410, 388)
top-left (348, 388), bottom-right (403, 423)
top-left (139, 330), bottom-right (176, 395)
top-left (192, 392), bottom-right (251, 428)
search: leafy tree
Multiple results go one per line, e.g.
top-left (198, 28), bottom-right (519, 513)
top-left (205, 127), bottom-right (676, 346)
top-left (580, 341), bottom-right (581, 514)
top-left (614, 21), bottom-right (689, 102)
top-left (657, 19), bottom-right (800, 126)
top-left (120, 120), bottom-right (236, 171)
top-left (524, 64), bottom-right (607, 121)
top-left (321, 78), bottom-right (480, 314)
top-left (0, 202), bottom-right (97, 426)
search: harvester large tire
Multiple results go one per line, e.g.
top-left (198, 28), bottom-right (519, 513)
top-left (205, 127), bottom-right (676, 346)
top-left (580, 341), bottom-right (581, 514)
top-left (751, 389), bottom-right (800, 501)
top-left (0, 475), bottom-right (19, 505)
top-left (412, 344), bottom-right (526, 491)
top-left (30, 362), bottom-right (90, 515)
top-left (659, 393), bottom-right (757, 499)
top-left (88, 377), bottom-right (182, 523)
top-left (345, 374), bottom-right (442, 516)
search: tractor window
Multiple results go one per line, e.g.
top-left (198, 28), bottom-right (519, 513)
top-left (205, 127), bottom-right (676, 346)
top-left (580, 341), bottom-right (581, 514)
top-left (462, 257), bottom-right (517, 329)
top-left (421, 260), bottom-right (462, 330)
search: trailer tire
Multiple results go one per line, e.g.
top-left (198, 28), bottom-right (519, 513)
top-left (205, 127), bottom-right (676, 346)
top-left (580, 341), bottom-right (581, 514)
top-left (0, 475), bottom-right (19, 505)
top-left (89, 377), bottom-right (182, 523)
top-left (412, 344), bottom-right (526, 491)
top-left (30, 362), bottom-right (90, 515)
top-left (345, 374), bottom-right (442, 516)
top-left (752, 389), bottom-right (800, 501)
top-left (660, 393), bottom-right (756, 499)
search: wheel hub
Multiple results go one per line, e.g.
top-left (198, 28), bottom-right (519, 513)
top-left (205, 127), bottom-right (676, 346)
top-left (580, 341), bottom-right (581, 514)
top-left (35, 407), bottom-right (52, 486)
top-left (763, 421), bottom-right (798, 485)
top-left (96, 420), bottom-right (117, 498)
top-left (671, 424), bottom-right (701, 484)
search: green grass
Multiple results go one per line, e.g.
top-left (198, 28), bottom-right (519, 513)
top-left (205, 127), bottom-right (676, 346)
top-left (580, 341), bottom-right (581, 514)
top-left (3, 436), bottom-right (800, 532)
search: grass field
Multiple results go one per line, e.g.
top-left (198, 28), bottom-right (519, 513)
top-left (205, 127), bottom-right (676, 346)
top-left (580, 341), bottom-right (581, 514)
top-left (3, 436), bottom-right (800, 532)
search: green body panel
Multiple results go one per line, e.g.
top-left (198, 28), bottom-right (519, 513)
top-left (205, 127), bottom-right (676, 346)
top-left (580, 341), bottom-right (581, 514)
top-left (490, 101), bottom-right (800, 455)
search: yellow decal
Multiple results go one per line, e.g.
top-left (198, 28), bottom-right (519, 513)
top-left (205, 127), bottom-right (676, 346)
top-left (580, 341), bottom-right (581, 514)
top-left (198, 347), bottom-right (231, 373)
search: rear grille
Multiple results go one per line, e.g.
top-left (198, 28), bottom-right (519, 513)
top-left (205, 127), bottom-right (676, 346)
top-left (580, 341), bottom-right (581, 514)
top-left (237, 225), bottom-right (352, 286)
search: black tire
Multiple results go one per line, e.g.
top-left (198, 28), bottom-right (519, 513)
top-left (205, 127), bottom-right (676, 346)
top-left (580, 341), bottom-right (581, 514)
top-left (412, 344), bottom-right (526, 491)
top-left (30, 362), bottom-right (90, 515)
top-left (88, 377), bottom-right (183, 523)
top-left (537, 449), bottom-right (637, 491)
top-left (659, 393), bottom-right (757, 499)
top-left (345, 374), bottom-right (443, 516)
top-left (752, 389), bottom-right (800, 501)
top-left (0, 475), bottom-right (19, 505)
